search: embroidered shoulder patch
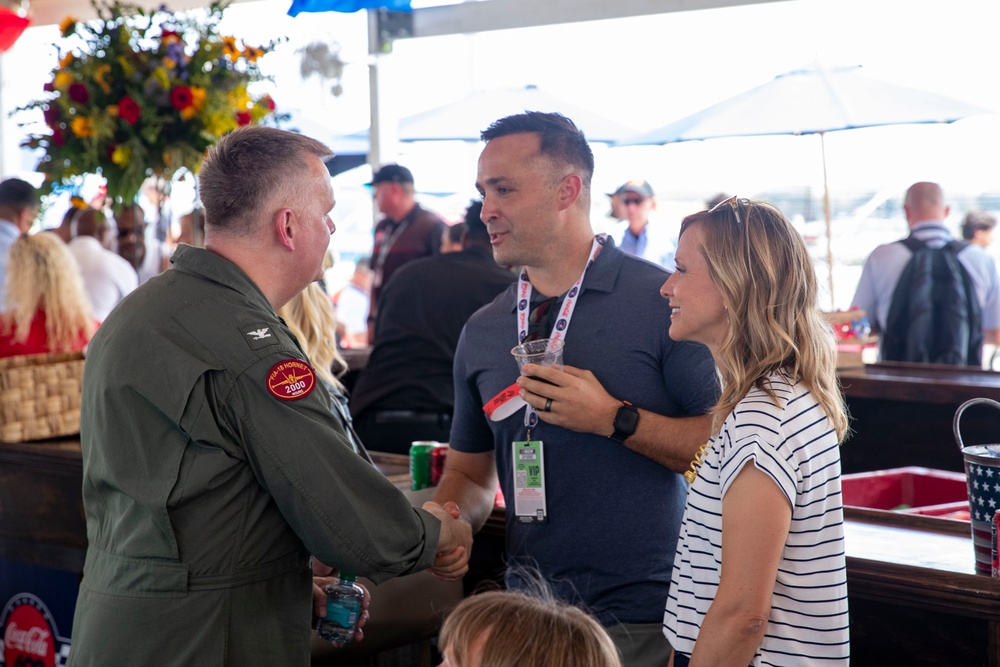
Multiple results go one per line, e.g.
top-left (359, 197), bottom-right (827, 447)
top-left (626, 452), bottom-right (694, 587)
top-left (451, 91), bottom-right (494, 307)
top-left (267, 359), bottom-right (316, 401)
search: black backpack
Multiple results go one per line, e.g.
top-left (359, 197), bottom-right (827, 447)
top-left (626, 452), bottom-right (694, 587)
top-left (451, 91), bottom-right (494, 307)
top-left (881, 235), bottom-right (983, 366)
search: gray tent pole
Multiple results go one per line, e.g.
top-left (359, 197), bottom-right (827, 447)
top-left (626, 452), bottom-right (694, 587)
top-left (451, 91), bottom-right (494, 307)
top-left (366, 10), bottom-right (382, 229)
top-left (821, 131), bottom-right (834, 309)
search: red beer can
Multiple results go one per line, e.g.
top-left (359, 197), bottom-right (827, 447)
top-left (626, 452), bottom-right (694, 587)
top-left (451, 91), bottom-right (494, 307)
top-left (430, 444), bottom-right (448, 487)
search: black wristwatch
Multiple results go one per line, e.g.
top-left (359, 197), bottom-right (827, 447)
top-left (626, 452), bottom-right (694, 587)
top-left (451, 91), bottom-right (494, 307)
top-left (610, 400), bottom-right (640, 443)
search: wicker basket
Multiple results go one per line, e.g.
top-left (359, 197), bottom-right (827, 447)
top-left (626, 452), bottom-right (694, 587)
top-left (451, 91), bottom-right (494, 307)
top-left (0, 351), bottom-right (85, 443)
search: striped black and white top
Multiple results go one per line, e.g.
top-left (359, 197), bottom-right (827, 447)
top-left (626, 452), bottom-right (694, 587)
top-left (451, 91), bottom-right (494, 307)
top-left (663, 372), bottom-right (850, 666)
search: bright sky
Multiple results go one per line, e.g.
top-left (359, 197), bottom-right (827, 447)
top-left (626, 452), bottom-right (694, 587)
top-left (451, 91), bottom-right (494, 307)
top-left (2, 0), bottom-right (998, 306)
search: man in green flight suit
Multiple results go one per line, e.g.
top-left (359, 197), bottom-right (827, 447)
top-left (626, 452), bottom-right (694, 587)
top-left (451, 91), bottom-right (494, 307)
top-left (68, 126), bottom-right (471, 666)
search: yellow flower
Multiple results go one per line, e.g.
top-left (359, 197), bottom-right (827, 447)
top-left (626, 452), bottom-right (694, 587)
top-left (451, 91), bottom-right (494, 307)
top-left (70, 117), bottom-right (95, 138)
top-left (70, 195), bottom-right (88, 209)
top-left (59, 52), bottom-right (74, 69)
top-left (228, 85), bottom-right (250, 111)
top-left (152, 67), bottom-right (170, 91)
top-left (117, 55), bottom-right (134, 78)
top-left (59, 17), bottom-right (77, 37)
top-left (54, 72), bottom-right (73, 90)
top-left (107, 105), bottom-right (119, 118)
top-left (222, 36), bottom-right (240, 60)
top-left (111, 145), bottom-right (131, 166)
top-left (243, 45), bottom-right (264, 63)
top-left (95, 64), bottom-right (112, 94)
top-left (162, 56), bottom-right (176, 70)
top-left (203, 110), bottom-right (236, 137)
top-left (179, 86), bottom-right (207, 120)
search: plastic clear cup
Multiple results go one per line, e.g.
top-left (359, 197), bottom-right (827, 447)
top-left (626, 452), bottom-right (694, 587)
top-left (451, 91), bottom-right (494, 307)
top-left (511, 338), bottom-right (565, 375)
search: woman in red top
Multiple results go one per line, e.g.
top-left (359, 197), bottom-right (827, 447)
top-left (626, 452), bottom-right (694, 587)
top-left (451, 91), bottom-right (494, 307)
top-left (0, 231), bottom-right (96, 357)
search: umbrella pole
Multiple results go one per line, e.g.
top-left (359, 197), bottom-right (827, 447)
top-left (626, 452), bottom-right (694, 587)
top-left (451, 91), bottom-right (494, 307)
top-left (820, 132), bottom-right (834, 309)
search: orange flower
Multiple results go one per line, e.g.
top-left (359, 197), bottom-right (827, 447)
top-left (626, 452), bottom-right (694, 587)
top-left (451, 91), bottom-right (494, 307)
top-left (71, 117), bottom-right (95, 138)
top-left (59, 16), bottom-right (77, 37)
top-left (243, 45), bottom-right (264, 63)
top-left (183, 87), bottom-right (207, 120)
top-left (222, 36), bottom-right (240, 60)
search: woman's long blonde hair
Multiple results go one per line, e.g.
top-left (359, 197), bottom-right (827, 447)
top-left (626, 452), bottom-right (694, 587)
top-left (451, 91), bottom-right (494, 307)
top-left (2, 231), bottom-right (95, 350)
top-left (279, 281), bottom-right (347, 393)
top-left (680, 198), bottom-right (849, 442)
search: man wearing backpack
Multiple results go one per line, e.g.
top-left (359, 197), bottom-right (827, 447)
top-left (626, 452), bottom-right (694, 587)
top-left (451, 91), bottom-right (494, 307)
top-left (852, 181), bottom-right (1000, 366)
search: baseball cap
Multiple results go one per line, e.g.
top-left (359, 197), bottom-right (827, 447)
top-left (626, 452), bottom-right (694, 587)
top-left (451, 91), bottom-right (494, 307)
top-left (612, 179), bottom-right (654, 199)
top-left (369, 164), bottom-right (414, 186)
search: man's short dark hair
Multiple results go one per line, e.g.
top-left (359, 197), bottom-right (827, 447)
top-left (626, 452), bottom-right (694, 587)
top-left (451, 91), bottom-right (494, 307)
top-left (962, 210), bottom-right (997, 240)
top-left (0, 178), bottom-right (39, 212)
top-left (446, 221), bottom-right (467, 245)
top-left (480, 112), bottom-right (594, 187)
top-left (463, 199), bottom-right (488, 243)
top-left (198, 126), bottom-right (333, 233)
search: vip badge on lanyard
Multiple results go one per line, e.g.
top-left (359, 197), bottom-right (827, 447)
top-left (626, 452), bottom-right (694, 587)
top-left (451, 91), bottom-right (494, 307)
top-left (512, 440), bottom-right (546, 523)
top-left (505, 234), bottom-right (607, 524)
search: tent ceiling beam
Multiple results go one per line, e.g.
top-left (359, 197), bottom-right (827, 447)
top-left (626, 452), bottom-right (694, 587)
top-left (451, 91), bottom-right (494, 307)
top-left (405, 0), bottom-right (793, 39)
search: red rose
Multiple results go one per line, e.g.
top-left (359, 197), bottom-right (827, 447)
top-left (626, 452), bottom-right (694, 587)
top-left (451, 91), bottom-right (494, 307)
top-left (263, 95), bottom-right (275, 111)
top-left (119, 96), bottom-right (141, 125)
top-left (235, 111), bottom-right (252, 126)
top-left (43, 104), bottom-right (60, 126)
top-left (68, 82), bottom-right (90, 104)
top-left (170, 86), bottom-right (193, 110)
top-left (51, 127), bottom-right (65, 147)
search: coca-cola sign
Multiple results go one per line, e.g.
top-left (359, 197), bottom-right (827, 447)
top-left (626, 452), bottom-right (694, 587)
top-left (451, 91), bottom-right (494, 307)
top-left (1, 594), bottom-right (57, 667)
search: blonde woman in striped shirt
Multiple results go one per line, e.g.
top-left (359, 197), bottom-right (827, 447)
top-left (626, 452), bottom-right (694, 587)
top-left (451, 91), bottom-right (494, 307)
top-left (660, 197), bottom-right (850, 667)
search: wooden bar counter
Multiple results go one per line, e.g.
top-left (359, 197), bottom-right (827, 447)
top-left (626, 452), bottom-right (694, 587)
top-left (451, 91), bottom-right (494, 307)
top-left (838, 361), bottom-right (1000, 474)
top-left (0, 437), bottom-right (86, 572)
top-left (843, 509), bottom-right (1000, 666)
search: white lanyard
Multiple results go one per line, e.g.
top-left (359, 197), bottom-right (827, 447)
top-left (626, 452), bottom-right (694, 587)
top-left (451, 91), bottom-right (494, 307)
top-left (372, 218), bottom-right (412, 289)
top-left (516, 234), bottom-right (606, 428)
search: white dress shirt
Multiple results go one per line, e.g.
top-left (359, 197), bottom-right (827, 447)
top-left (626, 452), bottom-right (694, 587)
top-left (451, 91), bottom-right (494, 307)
top-left (0, 218), bottom-right (20, 307)
top-left (68, 235), bottom-right (139, 321)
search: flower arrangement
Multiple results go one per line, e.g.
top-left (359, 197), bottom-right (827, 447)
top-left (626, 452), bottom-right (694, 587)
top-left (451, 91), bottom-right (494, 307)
top-left (19, 0), bottom-right (280, 208)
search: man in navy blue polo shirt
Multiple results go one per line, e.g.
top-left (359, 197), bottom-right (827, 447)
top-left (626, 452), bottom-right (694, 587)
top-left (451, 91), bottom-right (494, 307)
top-left (431, 112), bottom-right (718, 667)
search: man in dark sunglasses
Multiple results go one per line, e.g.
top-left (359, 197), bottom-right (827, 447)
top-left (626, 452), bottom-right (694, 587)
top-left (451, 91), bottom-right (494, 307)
top-left (431, 112), bottom-right (718, 667)
top-left (610, 179), bottom-right (676, 271)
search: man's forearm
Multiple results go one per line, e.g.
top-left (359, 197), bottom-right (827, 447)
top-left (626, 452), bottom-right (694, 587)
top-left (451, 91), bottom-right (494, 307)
top-left (433, 465), bottom-right (497, 533)
top-left (621, 411), bottom-right (713, 474)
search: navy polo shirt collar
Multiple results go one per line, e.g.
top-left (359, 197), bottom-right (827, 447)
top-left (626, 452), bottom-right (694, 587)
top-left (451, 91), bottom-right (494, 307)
top-left (510, 234), bottom-right (625, 312)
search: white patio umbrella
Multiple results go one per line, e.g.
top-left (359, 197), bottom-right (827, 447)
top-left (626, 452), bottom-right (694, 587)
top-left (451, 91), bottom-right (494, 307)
top-left (398, 84), bottom-right (636, 144)
top-left (618, 62), bottom-right (994, 304)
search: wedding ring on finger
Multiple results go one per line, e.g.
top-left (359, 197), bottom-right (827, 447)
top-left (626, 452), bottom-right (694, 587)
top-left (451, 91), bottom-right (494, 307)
top-left (543, 398), bottom-right (553, 412)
